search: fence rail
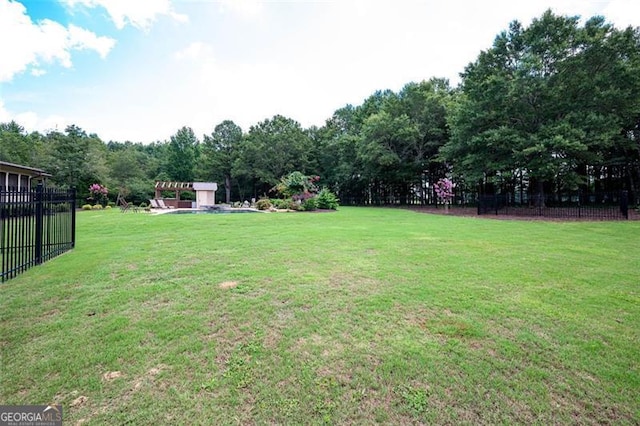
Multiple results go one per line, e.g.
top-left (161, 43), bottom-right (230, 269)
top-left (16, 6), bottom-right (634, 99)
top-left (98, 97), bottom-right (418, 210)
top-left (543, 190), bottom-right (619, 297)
top-left (1, 184), bottom-right (76, 282)
top-left (477, 191), bottom-right (630, 220)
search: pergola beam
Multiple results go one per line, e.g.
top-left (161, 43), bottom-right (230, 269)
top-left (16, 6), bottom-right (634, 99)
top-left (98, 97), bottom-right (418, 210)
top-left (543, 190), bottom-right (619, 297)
top-left (154, 181), bottom-right (194, 200)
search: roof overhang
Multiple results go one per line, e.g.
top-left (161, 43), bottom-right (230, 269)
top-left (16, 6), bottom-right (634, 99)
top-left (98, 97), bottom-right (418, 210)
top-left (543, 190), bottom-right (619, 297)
top-left (0, 161), bottom-right (52, 178)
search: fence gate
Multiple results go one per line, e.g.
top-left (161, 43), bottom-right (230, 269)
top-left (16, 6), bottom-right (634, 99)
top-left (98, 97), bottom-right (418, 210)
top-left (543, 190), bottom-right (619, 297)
top-left (1, 184), bottom-right (76, 282)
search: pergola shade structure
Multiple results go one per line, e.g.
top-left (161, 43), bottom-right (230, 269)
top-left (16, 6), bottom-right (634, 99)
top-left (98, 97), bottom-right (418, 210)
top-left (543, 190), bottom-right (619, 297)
top-left (154, 181), bottom-right (217, 208)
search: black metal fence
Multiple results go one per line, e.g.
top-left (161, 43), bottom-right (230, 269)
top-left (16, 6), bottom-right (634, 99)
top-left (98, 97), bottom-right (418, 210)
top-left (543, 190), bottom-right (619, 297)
top-left (1, 184), bottom-right (76, 282)
top-left (477, 190), bottom-right (631, 220)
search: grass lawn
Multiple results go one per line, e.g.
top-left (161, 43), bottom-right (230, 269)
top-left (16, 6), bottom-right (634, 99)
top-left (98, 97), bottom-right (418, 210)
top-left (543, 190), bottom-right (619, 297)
top-left (1, 207), bottom-right (639, 424)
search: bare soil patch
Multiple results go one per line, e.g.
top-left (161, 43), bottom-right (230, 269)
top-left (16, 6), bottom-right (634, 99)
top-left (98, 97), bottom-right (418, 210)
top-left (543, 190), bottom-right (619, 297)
top-left (102, 371), bottom-right (123, 381)
top-left (219, 281), bottom-right (239, 289)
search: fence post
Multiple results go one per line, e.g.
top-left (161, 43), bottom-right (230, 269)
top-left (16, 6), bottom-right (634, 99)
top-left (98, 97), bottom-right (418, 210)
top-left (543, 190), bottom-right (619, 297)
top-left (70, 187), bottom-right (76, 248)
top-left (34, 183), bottom-right (44, 265)
top-left (620, 190), bottom-right (628, 219)
top-left (578, 191), bottom-right (581, 219)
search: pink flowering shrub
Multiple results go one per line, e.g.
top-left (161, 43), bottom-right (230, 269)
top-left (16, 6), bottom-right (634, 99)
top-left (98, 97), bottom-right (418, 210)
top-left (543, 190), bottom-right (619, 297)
top-left (88, 183), bottom-right (108, 205)
top-left (89, 183), bottom-right (108, 197)
top-left (434, 178), bottom-right (454, 205)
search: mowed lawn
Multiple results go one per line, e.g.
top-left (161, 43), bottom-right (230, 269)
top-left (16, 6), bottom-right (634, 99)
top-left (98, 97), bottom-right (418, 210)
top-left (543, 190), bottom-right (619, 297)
top-left (1, 207), bottom-right (639, 424)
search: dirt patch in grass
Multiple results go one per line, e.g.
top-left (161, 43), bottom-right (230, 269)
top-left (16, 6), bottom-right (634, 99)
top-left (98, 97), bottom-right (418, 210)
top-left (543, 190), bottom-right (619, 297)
top-left (129, 365), bottom-right (168, 394)
top-left (70, 395), bottom-right (88, 407)
top-left (263, 308), bottom-right (293, 349)
top-left (218, 281), bottom-right (239, 289)
top-left (102, 371), bottom-right (124, 381)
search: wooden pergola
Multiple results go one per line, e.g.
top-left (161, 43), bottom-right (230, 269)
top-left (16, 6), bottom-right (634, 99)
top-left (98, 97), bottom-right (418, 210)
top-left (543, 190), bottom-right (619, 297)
top-left (154, 181), bottom-right (194, 208)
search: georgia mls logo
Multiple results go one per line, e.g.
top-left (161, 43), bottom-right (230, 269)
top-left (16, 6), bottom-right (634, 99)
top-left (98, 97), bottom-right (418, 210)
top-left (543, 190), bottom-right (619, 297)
top-left (42, 405), bottom-right (62, 421)
top-left (43, 405), bottom-right (61, 416)
top-left (0, 404), bottom-right (63, 426)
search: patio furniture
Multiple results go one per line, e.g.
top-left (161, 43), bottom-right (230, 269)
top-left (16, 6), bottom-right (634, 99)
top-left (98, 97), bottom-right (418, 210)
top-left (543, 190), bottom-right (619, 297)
top-left (117, 192), bottom-right (138, 213)
top-left (157, 199), bottom-right (174, 209)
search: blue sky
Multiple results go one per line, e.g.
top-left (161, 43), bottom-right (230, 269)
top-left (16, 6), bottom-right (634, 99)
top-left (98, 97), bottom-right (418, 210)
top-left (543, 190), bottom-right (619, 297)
top-left (0, 0), bottom-right (638, 143)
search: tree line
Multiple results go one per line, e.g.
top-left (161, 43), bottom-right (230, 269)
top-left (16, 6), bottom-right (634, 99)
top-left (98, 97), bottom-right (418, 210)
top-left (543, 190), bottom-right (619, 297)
top-left (1, 11), bottom-right (639, 206)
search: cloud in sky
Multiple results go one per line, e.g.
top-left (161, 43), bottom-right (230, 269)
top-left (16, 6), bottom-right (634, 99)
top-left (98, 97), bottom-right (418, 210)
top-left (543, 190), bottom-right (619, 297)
top-left (0, 0), bottom-right (638, 143)
top-left (0, 0), bottom-right (115, 82)
top-left (61, 0), bottom-right (188, 30)
top-left (216, 0), bottom-right (264, 20)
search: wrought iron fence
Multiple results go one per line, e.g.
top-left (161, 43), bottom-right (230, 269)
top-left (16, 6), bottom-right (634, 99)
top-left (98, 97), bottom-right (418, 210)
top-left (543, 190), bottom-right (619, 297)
top-left (477, 190), bottom-right (631, 220)
top-left (1, 184), bottom-right (76, 282)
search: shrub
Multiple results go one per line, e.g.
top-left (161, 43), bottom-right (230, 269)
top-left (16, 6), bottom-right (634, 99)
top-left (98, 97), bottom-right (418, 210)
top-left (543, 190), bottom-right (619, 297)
top-left (105, 205), bottom-right (112, 210)
top-left (316, 188), bottom-right (339, 210)
top-left (434, 178), bottom-right (454, 205)
top-left (91, 204), bottom-right (103, 210)
top-left (275, 171), bottom-right (319, 198)
top-left (88, 183), bottom-right (108, 205)
top-left (271, 198), bottom-right (296, 210)
top-left (82, 204), bottom-right (93, 211)
top-left (301, 197), bottom-right (318, 211)
top-left (139, 202), bottom-right (148, 208)
top-left (53, 203), bottom-right (70, 213)
top-left (107, 201), bottom-right (116, 208)
top-left (256, 198), bottom-right (272, 210)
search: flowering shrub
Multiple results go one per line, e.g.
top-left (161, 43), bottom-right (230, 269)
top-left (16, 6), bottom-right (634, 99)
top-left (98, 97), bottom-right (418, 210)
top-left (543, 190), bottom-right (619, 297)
top-left (88, 183), bottom-right (108, 206)
top-left (292, 191), bottom-right (315, 203)
top-left (434, 178), bottom-right (454, 205)
top-left (273, 172), bottom-right (338, 212)
top-left (275, 172), bottom-right (319, 199)
top-left (89, 183), bottom-right (108, 197)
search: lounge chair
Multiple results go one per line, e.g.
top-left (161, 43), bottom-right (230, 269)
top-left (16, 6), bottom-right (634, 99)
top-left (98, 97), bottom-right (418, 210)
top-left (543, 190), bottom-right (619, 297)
top-left (156, 199), bottom-right (174, 209)
top-left (149, 199), bottom-right (161, 209)
top-left (118, 197), bottom-right (139, 213)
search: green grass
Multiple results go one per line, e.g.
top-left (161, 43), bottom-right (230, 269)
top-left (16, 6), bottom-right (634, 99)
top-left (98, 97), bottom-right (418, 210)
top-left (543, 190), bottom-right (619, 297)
top-left (1, 207), bottom-right (639, 424)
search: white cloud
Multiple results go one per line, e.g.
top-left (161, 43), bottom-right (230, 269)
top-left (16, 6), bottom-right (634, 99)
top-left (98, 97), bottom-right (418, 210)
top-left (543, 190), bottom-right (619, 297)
top-left (0, 99), bottom-right (69, 134)
top-left (601, 0), bottom-right (640, 28)
top-left (62, 0), bottom-right (188, 30)
top-left (0, 0), bottom-right (115, 82)
top-left (217, 0), bottom-right (264, 20)
top-left (174, 41), bottom-right (214, 61)
top-left (68, 24), bottom-right (116, 58)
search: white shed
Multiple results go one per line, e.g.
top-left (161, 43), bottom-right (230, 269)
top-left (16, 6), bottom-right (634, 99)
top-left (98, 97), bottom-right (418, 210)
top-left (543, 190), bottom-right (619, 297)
top-left (193, 182), bottom-right (218, 208)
